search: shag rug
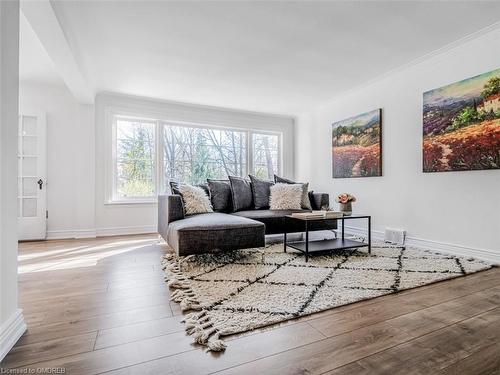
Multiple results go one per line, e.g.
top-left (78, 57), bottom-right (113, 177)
top-left (161, 242), bottom-right (492, 351)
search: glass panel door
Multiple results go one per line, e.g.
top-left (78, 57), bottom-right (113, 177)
top-left (18, 114), bottom-right (47, 240)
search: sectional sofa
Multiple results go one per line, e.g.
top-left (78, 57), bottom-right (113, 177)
top-left (158, 189), bottom-right (336, 256)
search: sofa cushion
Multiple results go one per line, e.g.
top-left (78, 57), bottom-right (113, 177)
top-left (274, 175), bottom-right (312, 210)
top-left (269, 183), bottom-right (303, 210)
top-left (249, 175), bottom-right (274, 209)
top-left (177, 184), bottom-right (213, 215)
top-left (232, 209), bottom-right (337, 235)
top-left (170, 181), bottom-right (210, 197)
top-left (232, 209), bottom-right (306, 221)
top-left (166, 213), bottom-right (265, 256)
top-left (207, 179), bottom-right (232, 212)
top-left (229, 176), bottom-right (253, 212)
top-left (232, 209), bottom-right (305, 234)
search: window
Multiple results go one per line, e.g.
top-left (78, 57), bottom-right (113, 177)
top-left (114, 118), bottom-right (156, 200)
top-left (110, 115), bottom-right (282, 203)
top-left (252, 133), bottom-right (280, 180)
top-left (163, 124), bottom-right (247, 185)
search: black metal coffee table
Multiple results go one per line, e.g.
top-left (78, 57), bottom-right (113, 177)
top-left (283, 214), bottom-right (371, 262)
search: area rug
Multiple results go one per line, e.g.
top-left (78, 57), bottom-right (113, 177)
top-left (161, 242), bottom-right (492, 351)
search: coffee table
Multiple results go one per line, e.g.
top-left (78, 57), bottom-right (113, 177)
top-left (283, 214), bottom-right (371, 262)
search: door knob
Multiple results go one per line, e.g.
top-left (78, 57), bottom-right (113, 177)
top-left (37, 179), bottom-right (43, 190)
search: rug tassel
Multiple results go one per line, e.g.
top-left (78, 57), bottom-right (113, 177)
top-left (165, 263), bottom-right (180, 272)
top-left (170, 289), bottom-right (195, 302)
top-left (206, 332), bottom-right (226, 352)
top-left (192, 324), bottom-right (216, 344)
top-left (162, 254), bottom-right (227, 352)
top-left (185, 315), bottom-right (210, 332)
top-left (181, 310), bottom-right (206, 323)
top-left (180, 297), bottom-right (201, 311)
top-left (167, 277), bottom-right (190, 289)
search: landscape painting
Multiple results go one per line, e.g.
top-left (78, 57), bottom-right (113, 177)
top-left (423, 68), bottom-right (500, 173)
top-left (332, 109), bottom-right (382, 178)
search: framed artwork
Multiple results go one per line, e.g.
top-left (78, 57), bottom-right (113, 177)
top-left (331, 109), bottom-right (382, 178)
top-left (423, 68), bottom-right (500, 172)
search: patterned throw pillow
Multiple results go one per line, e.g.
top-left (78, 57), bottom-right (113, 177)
top-left (228, 176), bottom-right (253, 212)
top-left (177, 184), bottom-right (213, 215)
top-left (269, 183), bottom-right (303, 210)
top-left (249, 175), bottom-right (274, 209)
top-left (274, 175), bottom-right (312, 210)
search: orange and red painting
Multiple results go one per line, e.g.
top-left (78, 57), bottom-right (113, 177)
top-left (332, 109), bottom-right (382, 178)
top-left (423, 68), bottom-right (500, 172)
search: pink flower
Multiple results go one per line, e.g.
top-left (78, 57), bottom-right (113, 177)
top-left (335, 193), bottom-right (356, 203)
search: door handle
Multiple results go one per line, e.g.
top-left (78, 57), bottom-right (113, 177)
top-left (37, 179), bottom-right (43, 190)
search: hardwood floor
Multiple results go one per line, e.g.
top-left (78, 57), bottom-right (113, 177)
top-left (1, 234), bottom-right (499, 374)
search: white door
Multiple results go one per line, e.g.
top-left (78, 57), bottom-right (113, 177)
top-left (18, 113), bottom-right (47, 241)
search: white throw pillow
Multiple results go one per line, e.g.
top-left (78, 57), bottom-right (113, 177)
top-left (178, 184), bottom-right (213, 215)
top-left (269, 183), bottom-right (303, 210)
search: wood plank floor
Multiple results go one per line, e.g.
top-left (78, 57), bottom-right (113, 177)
top-left (1, 234), bottom-right (499, 374)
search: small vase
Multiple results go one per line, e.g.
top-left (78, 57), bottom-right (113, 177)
top-left (339, 202), bottom-right (352, 215)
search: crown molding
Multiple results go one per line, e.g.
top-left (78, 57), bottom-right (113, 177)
top-left (311, 21), bottom-right (500, 113)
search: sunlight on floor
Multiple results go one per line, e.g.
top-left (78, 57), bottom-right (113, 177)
top-left (18, 236), bottom-right (162, 273)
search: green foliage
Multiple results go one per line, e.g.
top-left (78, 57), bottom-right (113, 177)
top-left (447, 103), bottom-right (500, 133)
top-left (481, 76), bottom-right (500, 99)
top-left (118, 125), bottom-right (154, 197)
top-left (118, 123), bottom-right (278, 190)
top-left (333, 124), bottom-right (380, 147)
top-left (449, 106), bottom-right (480, 131)
top-left (188, 139), bottom-right (218, 184)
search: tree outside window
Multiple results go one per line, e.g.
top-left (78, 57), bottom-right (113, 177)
top-left (115, 119), bottom-right (155, 198)
top-left (112, 116), bottom-right (281, 201)
top-left (163, 125), bottom-right (247, 185)
top-left (252, 133), bottom-right (279, 180)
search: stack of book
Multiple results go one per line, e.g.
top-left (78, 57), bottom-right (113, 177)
top-left (291, 211), bottom-right (344, 219)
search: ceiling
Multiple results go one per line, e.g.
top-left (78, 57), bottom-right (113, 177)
top-left (19, 12), bottom-right (63, 86)
top-left (21, 1), bottom-right (500, 115)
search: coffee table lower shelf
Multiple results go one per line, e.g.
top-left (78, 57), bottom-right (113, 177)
top-left (287, 238), bottom-right (369, 254)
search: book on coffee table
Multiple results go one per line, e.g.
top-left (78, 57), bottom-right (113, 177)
top-left (290, 211), bottom-right (344, 220)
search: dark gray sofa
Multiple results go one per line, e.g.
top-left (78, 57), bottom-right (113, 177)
top-left (158, 192), bottom-right (335, 256)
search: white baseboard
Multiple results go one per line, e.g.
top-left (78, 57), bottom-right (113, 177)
top-left (46, 225), bottom-right (157, 240)
top-left (344, 225), bottom-right (500, 265)
top-left (46, 228), bottom-right (97, 240)
top-left (0, 309), bottom-right (26, 361)
top-left (95, 225), bottom-right (157, 237)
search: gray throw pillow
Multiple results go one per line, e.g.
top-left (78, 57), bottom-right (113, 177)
top-left (273, 175), bottom-right (312, 210)
top-left (207, 179), bottom-right (233, 212)
top-left (273, 175), bottom-right (295, 184)
top-left (228, 176), bottom-right (253, 212)
top-left (249, 175), bottom-right (274, 209)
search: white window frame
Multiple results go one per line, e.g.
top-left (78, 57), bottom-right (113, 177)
top-left (107, 112), bottom-right (283, 204)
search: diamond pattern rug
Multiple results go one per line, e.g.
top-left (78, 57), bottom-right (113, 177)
top-left (161, 242), bottom-right (492, 351)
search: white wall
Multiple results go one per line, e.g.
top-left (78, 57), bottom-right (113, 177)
top-left (19, 82), bottom-right (95, 239)
top-left (18, 87), bottom-right (294, 239)
top-left (295, 26), bottom-right (500, 263)
top-left (1, 0), bottom-right (26, 361)
top-left (95, 93), bottom-right (295, 235)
